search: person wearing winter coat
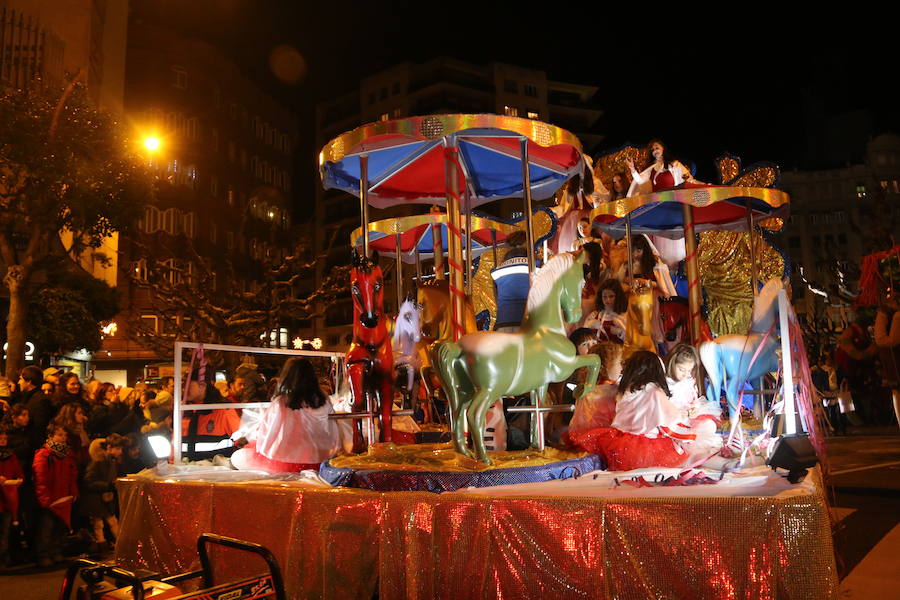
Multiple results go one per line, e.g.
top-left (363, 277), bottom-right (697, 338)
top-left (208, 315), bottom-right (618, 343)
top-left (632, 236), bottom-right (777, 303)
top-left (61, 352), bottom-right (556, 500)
top-left (32, 423), bottom-right (79, 567)
top-left (0, 424), bottom-right (25, 569)
top-left (80, 435), bottom-right (126, 554)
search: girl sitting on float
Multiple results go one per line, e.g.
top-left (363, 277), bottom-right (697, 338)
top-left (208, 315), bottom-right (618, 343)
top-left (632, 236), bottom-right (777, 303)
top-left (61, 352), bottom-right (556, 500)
top-left (625, 139), bottom-right (701, 196)
top-left (584, 279), bottom-right (629, 344)
top-left (567, 350), bottom-right (688, 470)
top-left (665, 344), bottom-right (723, 456)
top-left (567, 341), bottom-right (624, 435)
top-left (231, 358), bottom-right (350, 473)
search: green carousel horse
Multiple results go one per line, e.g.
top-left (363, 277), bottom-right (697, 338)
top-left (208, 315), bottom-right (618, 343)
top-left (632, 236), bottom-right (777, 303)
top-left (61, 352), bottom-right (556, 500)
top-left (433, 252), bottom-right (601, 464)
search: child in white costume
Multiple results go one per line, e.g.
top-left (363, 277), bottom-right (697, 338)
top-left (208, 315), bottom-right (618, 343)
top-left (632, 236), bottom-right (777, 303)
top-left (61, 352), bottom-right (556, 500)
top-left (665, 344), bottom-right (723, 457)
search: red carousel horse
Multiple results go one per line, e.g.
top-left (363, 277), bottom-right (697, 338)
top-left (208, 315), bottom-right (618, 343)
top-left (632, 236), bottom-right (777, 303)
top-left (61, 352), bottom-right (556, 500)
top-left (346, 251), bottom-right (394, 451)
top-left (659, 296), bottom-right (713, 348)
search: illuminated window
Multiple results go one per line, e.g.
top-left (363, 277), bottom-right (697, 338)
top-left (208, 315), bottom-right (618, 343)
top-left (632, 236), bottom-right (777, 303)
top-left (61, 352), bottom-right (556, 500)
top-left (527, 111), bottom-right (539, 119)
top-left (139, 315), bottom-right (158, 335)
top-left (172, 66), bottom-right (187, 90)
top-left (380, 113), bottom-right (389, 121)
top-left (503, 105), bottom-right (518, 117)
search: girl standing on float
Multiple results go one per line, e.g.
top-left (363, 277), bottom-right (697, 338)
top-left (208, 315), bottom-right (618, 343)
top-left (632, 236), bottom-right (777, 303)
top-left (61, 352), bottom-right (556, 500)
top-left (625, 139), bottom-right (700, 196)
top-left (584, 279), bottom-right (629, 344)
top-left (616, 233), bottom-right (676, 349)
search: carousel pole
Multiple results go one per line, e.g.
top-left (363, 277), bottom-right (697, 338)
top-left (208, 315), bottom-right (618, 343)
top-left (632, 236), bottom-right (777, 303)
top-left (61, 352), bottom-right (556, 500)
top-left (359, 154), bottom-right (370, 258)
top-left (395, 232), bottom-right (403, 310)
top-left (490, 230), bottom-right (498, 265)
top-left (520, 138), bottom-right (536, 276)
top-left (681, 203), bottom-right (703, 344)
top-left (444, 141), bottom-right (466, 341)
top-left (415, 245), bottom-right (421, 281)
top-left (431, 206), bottom-right (445, 280)
top-left (625, 215), bottom-right (635, 284)
top-left (465, 186), bottom-right (473, 296)
top-left (746, 200), bottom-right (758, 296)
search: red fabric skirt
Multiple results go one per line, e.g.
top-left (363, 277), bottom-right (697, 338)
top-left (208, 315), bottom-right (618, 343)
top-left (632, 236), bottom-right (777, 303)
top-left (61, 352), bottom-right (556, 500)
top-left (231, 443), bottom-right (320, 473)
top-left (566, 427), bottom-right (686, 471)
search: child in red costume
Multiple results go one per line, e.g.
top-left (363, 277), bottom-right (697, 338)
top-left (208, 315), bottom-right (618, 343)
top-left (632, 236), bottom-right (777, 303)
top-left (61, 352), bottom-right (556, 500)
top-left (567, 350), bottom-right (687, 471)
top-left (32, 424), bottom-right (79, 567)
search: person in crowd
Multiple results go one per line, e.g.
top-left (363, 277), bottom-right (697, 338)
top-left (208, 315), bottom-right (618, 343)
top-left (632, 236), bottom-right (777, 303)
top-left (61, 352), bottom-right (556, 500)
top-left (182, 370), bottom-right (242, 460)
top-left (584, 279), bottom-right (629, 344)
top-left (32, 423), bottom-right (79, 567)
top-left (80, 434), bottom-right (127, 554)
top-left (625, 139), bottom-right (700, 196)
top-left (665, 344), bottom-right (723, 455)
top-left (874, 292), bottom-right (900, 429)
top-left (0, 424), bottom-right (25, 569)
top-left (118, 433), bottom-right (154, 476)
top-left (51, 373), bottom-right (88, 414)
top-left (231, 357), bottom-right (348, 472)
top-left (0, 376), bottom-right (12, 421)
top-left (4, 404), bottom-right (35, 470)
top-left (566, 351), bottom-right (686, 470)
top-left (52, 403), bottom-right (92, 471)
top-left (19, 366), bottom-right (54, 442)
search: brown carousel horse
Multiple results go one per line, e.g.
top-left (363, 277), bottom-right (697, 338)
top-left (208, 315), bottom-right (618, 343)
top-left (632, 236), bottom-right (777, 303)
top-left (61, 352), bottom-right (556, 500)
top-left (415, 280), bottom-right (478, 421)
top-left (346, 251), bottom-right (393, 451)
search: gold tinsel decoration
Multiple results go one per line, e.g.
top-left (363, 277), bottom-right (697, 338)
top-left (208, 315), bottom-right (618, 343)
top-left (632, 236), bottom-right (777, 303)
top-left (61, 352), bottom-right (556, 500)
top-left (698, 230), bottom-right (785, 335)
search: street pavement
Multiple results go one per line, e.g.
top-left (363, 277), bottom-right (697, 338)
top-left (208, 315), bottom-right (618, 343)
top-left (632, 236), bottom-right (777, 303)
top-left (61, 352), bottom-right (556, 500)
top-left (2, 426), bottom-right (898, 599)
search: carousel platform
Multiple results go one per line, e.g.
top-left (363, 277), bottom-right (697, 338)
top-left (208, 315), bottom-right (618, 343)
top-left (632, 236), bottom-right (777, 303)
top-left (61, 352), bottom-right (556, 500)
top-left (114, 461), bottom-right (838, 599)
top-left (319, 444), bottom-right (602, 492)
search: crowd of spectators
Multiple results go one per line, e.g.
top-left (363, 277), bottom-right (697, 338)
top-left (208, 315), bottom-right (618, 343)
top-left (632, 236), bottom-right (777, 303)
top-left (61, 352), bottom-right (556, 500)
top-left (0, 365), bottom-right (256, 570)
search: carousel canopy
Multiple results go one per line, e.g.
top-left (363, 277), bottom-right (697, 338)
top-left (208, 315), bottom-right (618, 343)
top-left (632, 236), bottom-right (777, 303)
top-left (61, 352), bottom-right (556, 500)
top-left (319, 115), bottom-right (584, 209)
top-left (591, 186), bottom-right (790, 239)
top-left (350, 208), bottom-right (557, 263)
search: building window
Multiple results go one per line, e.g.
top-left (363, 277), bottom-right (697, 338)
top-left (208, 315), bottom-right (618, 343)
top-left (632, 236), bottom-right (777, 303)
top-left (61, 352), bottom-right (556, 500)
top-left (133, 259), bottom-right (148, 282)
top-left (210, 175), bottom-right (218, 198)
top-left (380, 112), bottom-right (389, 121)
top-left (527, 110), bottom-right (539, 119)
top-left (211, 128), bottom-right (219, 152)
top-left (392, 81), bottom-right (401, 95)
top-left (880, 180), bottom-right (889, 191)
top-left (524, 83), bottom-right (538, 97)
top-left (379, 87), bottom-right (387, 100)
top-left (503, 105), bottom-right (518, 117)
top-left (227, 187), bottom-right (235, 206)
top-left (834, 210), bottom-right (846, 223)
top-left (172, 65), bottom-right (187, 90)
top-left (504, 79), bottom-right (518, 93)
top-left (183, 212), bottom-right (195, 238)
top-left (162, 209), bottom-right (176, 234)
top-left (144, 206), bottom-right (160, 233)
top-left (139, 315), bottom-right (158, 335)
top-left (367, 92), bottom-right (375, 105)
top-left (210, 222), bottom-right (217, 244)
top-left (392, 107), bottom-right (402, 118)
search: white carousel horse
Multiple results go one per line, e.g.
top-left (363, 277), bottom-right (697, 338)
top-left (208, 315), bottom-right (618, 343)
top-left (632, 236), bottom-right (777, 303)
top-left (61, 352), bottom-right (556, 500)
top-left (393, 298), bottom-right (422, 408)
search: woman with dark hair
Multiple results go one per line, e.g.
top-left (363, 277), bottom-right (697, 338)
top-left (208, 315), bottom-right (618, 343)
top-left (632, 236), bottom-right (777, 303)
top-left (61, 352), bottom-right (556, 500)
top-left (584, 279), bottom-right (629, 344)
top-left (580, 241), bottom-right (611, 325)
top-left (231, 358), bottom-right (348, 472)
top-left (52, 373), bottom-right (89, 414)
top-left (52, 403), bottom-right (91, 470)
top-left (625, 139), bottom-right (700, 196)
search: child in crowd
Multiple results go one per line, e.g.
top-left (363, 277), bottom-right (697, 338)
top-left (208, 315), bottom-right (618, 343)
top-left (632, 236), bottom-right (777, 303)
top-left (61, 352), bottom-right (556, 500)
top-left (0, 425), bottom-right (24, 569)
top-left (665, 344), bottom-right (723, 457)
top-left (568, 342), bottom-right (623, 434)
top-left (567, 351), bottom-right (686, 471)
top-left (80, 434), bottom-right (126, 554)
top-left (231, 358), bottom-right (349, 473)
top-left (32, 424), bottom-right (79, 567)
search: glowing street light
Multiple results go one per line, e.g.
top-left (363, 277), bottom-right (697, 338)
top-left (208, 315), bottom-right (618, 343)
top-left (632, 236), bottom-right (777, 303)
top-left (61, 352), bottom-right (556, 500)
top-left (144, 136), bottom-right (161, 152)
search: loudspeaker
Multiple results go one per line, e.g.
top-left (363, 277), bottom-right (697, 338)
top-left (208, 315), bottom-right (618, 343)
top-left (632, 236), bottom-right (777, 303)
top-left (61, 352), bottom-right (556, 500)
top-left (767, 433), bottom-right (818, 483)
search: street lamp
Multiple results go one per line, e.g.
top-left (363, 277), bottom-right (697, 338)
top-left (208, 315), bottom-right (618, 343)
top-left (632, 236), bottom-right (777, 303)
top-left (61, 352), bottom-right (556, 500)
top-left (143, 136), bottom-right (161, 152)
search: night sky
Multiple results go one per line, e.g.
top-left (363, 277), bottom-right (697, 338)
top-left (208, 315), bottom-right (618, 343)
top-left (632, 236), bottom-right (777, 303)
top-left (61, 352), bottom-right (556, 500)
top-left (134, 2), bottom-right (894, 216)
